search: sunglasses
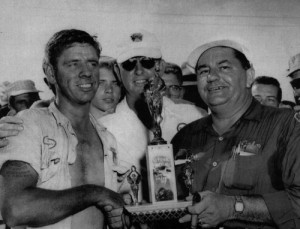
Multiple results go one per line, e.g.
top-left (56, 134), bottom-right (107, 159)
top-left (291, 78), bottom-right (300, 89)
top-left (121, 57), bottom-right (155, 71)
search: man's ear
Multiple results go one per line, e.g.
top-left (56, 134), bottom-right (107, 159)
top-left (43, 61), bottom-right (56, 85)
top-left (246, 65), bottom-right (255, 88)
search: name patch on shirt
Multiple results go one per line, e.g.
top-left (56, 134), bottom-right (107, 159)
top-left (232, 140), bottom-right (261, 157)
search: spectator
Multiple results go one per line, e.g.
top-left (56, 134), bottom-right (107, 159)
top-left (251, 76), bottom-right (282, 108)
top-left (286, 53), bottom-right (300, 114)
top-left (90, 56), bottom-right (123, 119)
top-left (6, 80), bottom-right (41, 115)
top-left (162, 62), bottom-right (186, 102)
top-left (0, 29), bottom-right (129, 229)
top-left (173, 39), bottom-right (300, 228)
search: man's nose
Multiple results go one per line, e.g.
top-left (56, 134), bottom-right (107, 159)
top-left (134, 60), bottom-right (144, 75)
top-left (80, 63), bottom-right (92, 78)
top-left (105, 83), bottom-right (113, 93)
top-left (207, 68), bottom-right (219, 82)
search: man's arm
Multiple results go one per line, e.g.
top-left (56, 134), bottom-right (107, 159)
top-left (1, 160), bottom-right (125, 228)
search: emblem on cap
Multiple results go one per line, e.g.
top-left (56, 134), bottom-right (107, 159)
top-left (131, 33), bottom-right (143, 42)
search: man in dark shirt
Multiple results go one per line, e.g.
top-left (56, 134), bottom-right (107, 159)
top-left (173, 40), bottom-right (300, 229)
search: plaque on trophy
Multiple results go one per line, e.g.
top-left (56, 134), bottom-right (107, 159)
top-left (144, 71), bottom-right (177, 204)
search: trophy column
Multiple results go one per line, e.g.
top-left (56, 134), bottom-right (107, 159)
top-left (144, 74), bottom-right (178, 204)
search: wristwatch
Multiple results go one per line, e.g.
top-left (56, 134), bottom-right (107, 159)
top-left (234, 195), bottom-right (244, 213)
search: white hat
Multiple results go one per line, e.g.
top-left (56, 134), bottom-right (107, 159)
top-left (187, 39), bottom-right (251, 71)
top-left (7, 80), bottom-right (41, 99)
top-left (286, 53), bottom-right (300, 77)
top-left (117, 30), bottom-right (162, 63)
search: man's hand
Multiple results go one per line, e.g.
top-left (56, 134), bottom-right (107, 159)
top-left (0, 116), bottom-right (23, 148)
top-left (179, 191), bottom-right (234, 228)
top-left (96, 189), bottom-right (131, 229)
top-left (294, 105), bottom-right (300, 113)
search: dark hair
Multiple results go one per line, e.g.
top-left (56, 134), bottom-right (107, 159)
top-left (252, 76), bottom-right (282, 102)
top-left (231, 48), bottom-right (251, 70)
top-left (280, 100), bottom-right (296, 109)
top-left (44, 29), bottom-right (101, 70)
top-left (164, 62), bottom-right (183, 85)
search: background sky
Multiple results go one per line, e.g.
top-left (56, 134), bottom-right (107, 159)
top-left (1, 0), bottom-right (300, 101)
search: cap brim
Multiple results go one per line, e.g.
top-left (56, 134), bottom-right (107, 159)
top-left (117, 47), bottom-right (162, 63)
top-left (187, 40), bottom-right (249, 72)
top-left (9, 90), bottom-right (41, 97)
top-left (286, 66), bottom-right (300, 77)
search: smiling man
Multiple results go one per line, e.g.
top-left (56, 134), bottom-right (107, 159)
top-left (100, 30), bottom-right (207, 203)
top-left (0, 29), bottom-right (128, 229)
top-left (172, 40), bottom-right (300, 229)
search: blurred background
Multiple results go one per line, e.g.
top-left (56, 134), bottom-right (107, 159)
top-left (1, 0), bottom-right (300, 101)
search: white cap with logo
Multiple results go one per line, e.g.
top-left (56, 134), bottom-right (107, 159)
top-left (187, 39), bottom-right (251, 72)
top-left (116, 30), bottom-right (162, 63)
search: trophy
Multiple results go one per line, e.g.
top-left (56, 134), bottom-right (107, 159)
top-left (144, 74), bottom-right (167, 145)
top-left (181, 149), bottom-right (194, 197)
top-left (144, 66), bottom-right (178, 204)
top-left (127, 165), bottom-right (141, 205)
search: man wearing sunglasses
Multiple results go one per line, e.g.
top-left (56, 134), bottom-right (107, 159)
top-left (286, 53), bottom-right (300, 116)
top-left (100, 30), bottom-right (207, 203)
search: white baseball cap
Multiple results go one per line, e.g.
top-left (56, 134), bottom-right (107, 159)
top-left (116, 30), bottom-right (162, 63)
top-left (187, 39), bottom-right (251, 72)
top-left (286, 53), bottom-right (300, 77)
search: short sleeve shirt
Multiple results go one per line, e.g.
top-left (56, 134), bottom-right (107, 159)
top-left (0, 102), bottom-right (122, 229)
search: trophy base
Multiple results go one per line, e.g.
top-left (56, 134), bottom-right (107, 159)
top-left (149, 138), bottom-right (167, 145)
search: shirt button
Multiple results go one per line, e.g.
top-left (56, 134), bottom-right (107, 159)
top-left (218, 137), bottom-right (223, 141)
top-left (212, 161), bottom-right (218, 167)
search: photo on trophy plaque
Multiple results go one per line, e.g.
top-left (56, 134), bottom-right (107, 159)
top-left (147, 144), bottom-right (178, 204)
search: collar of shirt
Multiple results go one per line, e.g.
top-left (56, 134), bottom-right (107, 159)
top-left (190, 99), bottom-right (263, 135)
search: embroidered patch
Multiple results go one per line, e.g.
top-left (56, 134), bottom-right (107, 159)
top-left (131, 33), bottom-right (143, 42)
top-left (232, 140), bottom-right (261, 157)
top-left (43, 136), bottom-right (57, 149)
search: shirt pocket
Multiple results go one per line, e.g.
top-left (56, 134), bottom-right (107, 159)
top-left (40, 149), bottom-right (61, 183)
top-left (222, 154), bottom-right (262, 190)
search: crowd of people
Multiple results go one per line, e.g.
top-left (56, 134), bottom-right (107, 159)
top-left (0, 28), bottom-right (299, 229)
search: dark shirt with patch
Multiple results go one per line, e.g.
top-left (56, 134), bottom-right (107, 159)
top-left (172, 99), bottom-right (300, 229)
